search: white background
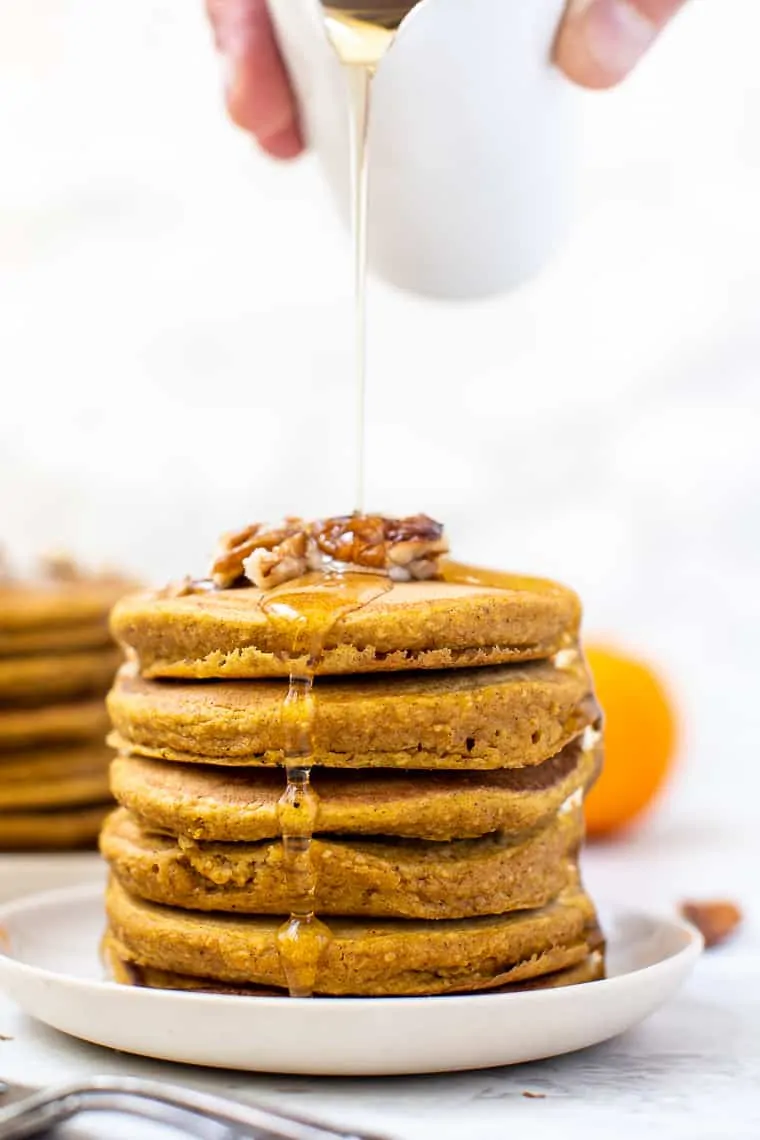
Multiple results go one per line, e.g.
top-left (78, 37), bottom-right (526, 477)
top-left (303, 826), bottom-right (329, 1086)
top-left (0, 0), bottom-right (759, 824)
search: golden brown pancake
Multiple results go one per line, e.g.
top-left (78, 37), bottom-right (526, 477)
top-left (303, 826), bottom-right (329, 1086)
top-left (0, 620), bottom-right (113, 658)
top-left (102, 807), bottom-right (582, 920)
top-left (104, 943), bottom-right (605, 996)
top-left (0, 802), bottom-right (110, 850)
top-left (110, 736), bottom-right (599, 842)
top-left (0, 744), bottom-right (111, 809)
top-left (108, 659), bottom-right (597, 770)
top-left (0, 700), bottom-right (110, 751)
top-left (0, 577), bottom-right (131, 634)
top-left (105, 876), bottom-right (601, 996)
top-left (0, 649), bottom-right (121, 706)
top-left (111, 573), bottom-right (581, 679)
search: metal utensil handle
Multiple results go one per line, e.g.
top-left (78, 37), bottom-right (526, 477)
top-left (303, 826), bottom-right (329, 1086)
top-left (0, 1076), bottom-right (390, 1140)
top-left (0, 1087), bottom-right (232, 1139)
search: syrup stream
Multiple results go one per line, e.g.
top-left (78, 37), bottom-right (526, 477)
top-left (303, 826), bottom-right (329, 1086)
top-left (263, 26), bottom-right (415, 988)
top-left (324, 5), bottom-right (409, 513)
top-left (347, 61), bottom-right (372, 515)
top-left (182, 3), bottom-right (589, 998)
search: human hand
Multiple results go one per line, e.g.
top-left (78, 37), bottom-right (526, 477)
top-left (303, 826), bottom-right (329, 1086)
top-left (554, 0), bottom-right (687, 89)
top-left (206, 0), bottom-right (687, 159)
top-left (205, 0), bottom-right (303, 158)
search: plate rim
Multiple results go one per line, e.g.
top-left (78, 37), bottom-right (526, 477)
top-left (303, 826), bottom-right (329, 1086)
top-left (0, 881), bottom-right (703, 1011)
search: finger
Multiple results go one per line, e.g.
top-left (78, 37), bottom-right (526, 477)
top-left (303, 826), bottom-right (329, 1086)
top-left (206, 0), bottom-right (303, 157)
top-left (555, 0), bottom-right (688, 90)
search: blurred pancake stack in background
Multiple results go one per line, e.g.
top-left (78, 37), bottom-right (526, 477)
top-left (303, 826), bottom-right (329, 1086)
top-left (0, 555), bottom-right (130, 850)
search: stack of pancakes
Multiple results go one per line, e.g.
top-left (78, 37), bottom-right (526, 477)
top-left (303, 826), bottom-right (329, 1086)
top-left (0, 566), bottom-right (128, 850)
top-left (102, 551), bottom-right (605, 997)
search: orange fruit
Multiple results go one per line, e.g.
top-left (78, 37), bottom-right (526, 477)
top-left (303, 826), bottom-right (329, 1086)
top-left (584, 644), bottom-right (678, 838)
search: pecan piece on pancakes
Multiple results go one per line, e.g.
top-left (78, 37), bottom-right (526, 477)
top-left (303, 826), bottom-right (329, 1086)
top-left (210, 520), bottom-right (305, 589)
top-left (244, 532), bottom-right (309, 590)
top-left (159, 575), bottom-right (196, 599)
top-left (207, 514), bottom-right (448, 591)
top-left (313, 514), bottom-right (448, 583)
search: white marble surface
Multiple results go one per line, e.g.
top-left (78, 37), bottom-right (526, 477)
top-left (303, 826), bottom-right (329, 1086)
top-left (0, 816), bottom-right (757, 1139)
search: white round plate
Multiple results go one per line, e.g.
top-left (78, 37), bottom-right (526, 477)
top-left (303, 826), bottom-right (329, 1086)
top-left (0, 884), bottom-right (701, 1076)
top-left (0, 853), bottom-right (103, 905)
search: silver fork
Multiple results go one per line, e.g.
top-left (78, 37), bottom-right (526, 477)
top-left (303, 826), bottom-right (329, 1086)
top-left (0, 1075), bottom-right (391, 1140)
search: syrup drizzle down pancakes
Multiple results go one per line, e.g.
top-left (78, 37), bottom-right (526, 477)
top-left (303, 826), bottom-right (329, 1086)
top-left (103, 515), bottom-right (604, 997)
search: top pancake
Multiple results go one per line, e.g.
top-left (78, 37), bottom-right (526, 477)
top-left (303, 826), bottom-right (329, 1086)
top-left (112, 571), bottom-right (581, 679)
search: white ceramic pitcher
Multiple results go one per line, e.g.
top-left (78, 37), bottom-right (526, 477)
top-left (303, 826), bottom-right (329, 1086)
top-left (267, 0), bottom-right (577, 300)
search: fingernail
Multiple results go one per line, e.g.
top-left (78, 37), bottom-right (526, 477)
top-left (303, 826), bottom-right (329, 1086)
top-left (572, 0), bottom-right (658, 78)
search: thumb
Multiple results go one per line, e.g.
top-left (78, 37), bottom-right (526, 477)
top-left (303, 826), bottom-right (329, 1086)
top-left (555, 0), bottom-right (688, 90)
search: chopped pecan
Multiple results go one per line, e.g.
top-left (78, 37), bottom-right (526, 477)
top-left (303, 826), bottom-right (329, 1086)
top-left (314, 513), bottom-right (448, 582)
top-left (159, 575), bottom-right (196, 599)
top-left (244, 532), bottom-right (308, 589)
top-left (388, 538), bottom-right (443, 567)
top-left (385, 514), bottom-right (447, 544)
top-left (207, 513), bottom-right (448, 591)
top-left (210, 522), bottom-right (305, 588)
top-left (210, 525), bottom-right (262, 589)
top-left (680, 900), bottom-right (742, 949)
top-left (387, 535), bottom-right (449, 582)
top-left (315, 515), bottom-right (388, 569)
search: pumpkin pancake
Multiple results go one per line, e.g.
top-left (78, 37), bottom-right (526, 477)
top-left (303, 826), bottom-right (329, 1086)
top-left (0, 744), bottom-right (111, 809)
top-left (0, 576), bottom-right (131, 634)
top-left (0, 802), bottom-right (110, 850)
top-left (102, 807), bottom-right (582, 920)
top-left (104, 876), bottom-right (601, 996)
top-left (104, 944), bottom-right (605, 995)
top-left (0, 700), bottom-right (110, 751)
top-left (111, 571), bottom-right (581, 680)
top-left (107, 659), bottom-right (598, 770)
top-left (0, 648), bottom-right (121, 706)
top-left (0, 621), bottom-right (112, 658)
top-left (110, 734), bottom-right (600, 842)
